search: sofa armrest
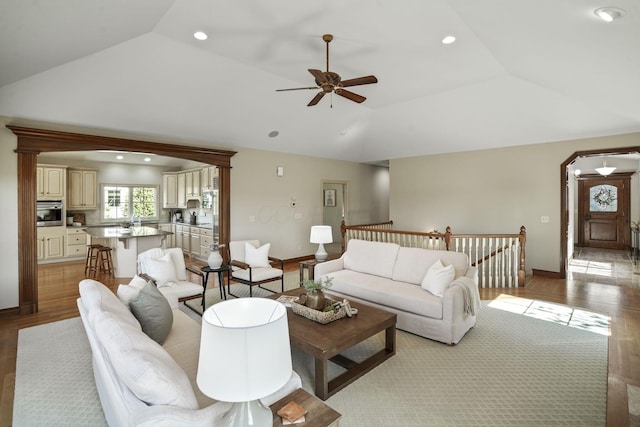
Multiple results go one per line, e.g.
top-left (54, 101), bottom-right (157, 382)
top-left (314, 256), bottom-right (345, 278)
top-left (465, 265), bottom-right (479, 284)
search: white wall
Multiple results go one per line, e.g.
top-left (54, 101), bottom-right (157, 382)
top-left (0, 123), bottom-right (19, 309)
top-left (390, 132), bottom-right (640, 273)
top-left (230, 148), bottom-right (389, 259)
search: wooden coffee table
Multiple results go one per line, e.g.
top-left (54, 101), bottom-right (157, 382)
top-left (272, 288), bottom-right (397, 400)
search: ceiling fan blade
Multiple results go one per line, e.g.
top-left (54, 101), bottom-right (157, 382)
top-left (336, 89), bottom-right (366, 103)
top-left (308, 69), bottom-right (327, 84)
top-left (341, 75), bottom-right (378, 88)
top-left (307, 92), bottom-right (326, 106)
top-left (276, 87), bottom-right (319, 92)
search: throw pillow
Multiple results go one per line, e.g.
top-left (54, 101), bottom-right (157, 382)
top-left (129, 282), bottom-right (174, 345)
top-left (245, 242), bottom-right (271, 267)
top-left (93, 311), bottom-right (198, 409)
top-left (144, 253), bottom-right (178, 287)
top-left (421, 259), bottom-right (455, 297)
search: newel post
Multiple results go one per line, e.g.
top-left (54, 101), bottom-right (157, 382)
top-left (444, 226), bottom-right (452, 251)
top-left (518, 226), bottom-right (527, 286)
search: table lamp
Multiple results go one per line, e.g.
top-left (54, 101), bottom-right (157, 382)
top-left (197, 298), bottom-right (292, 427)
top-left (310, 225), bottom-right (333, 261)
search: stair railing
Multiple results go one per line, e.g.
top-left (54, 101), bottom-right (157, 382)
top-left (340, 221), bottom-right (526, 287)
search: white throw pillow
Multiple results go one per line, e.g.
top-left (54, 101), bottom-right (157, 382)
top-left (245, 242), bottom-right (271, 267)
top-left (128, 274), bottom-right (148, 290)
top-left (93, 311), bottom-right (198, 409)
top-left (144, 253), bottom-right (178, 287)
top-left (421, 259), bottom-right (455, 297)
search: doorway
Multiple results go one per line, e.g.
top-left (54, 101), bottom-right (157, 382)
top-left (577, 175), bottom-right (630, 250)
top-left (322, 181), bottom-right (347, 254)
top-left (561, 147), bottom-right (640, 278)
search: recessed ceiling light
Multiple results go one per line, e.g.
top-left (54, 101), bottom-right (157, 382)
top-left (268, 130), bottom-right (279, 138)
top-left (116, 155), bottom-right (124, 160)
top-left (193, 31), bottom-right (208, 41)
top-left (594, 7), bottom-right (625, 22)
top-left (442, 35), bottom-right (456, 45)
top-left (144, 157), bottom-right (151, 162)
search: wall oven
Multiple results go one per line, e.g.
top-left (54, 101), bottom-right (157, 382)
top-left (36, 200), bottom-right (64, 227)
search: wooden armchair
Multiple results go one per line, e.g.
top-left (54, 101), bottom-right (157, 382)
top-left (228, 240), bottom-right (284, 297)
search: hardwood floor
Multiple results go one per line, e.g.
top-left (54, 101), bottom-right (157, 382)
top-left (1, 258), bottom-right (639, 426)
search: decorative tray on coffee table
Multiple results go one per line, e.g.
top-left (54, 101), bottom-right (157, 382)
top-left (289, 297), bottom-right (347, 324)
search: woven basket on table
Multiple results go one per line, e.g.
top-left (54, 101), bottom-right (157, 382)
top-left (290, 297), bottom-right (347, 324)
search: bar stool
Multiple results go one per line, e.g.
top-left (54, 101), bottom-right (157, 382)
top-left (97, 246), bottom-right (114, 277)
top-left (85, 244), bottom-right (103, 277)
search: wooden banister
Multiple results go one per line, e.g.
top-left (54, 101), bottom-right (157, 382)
top-left (340, 221), bottom-right (526, 288)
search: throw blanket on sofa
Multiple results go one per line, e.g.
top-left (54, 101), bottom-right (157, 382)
top-left (450, 277), bottom-right (481, 316)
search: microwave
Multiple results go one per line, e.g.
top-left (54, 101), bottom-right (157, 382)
top-left (37, 200), bottom-right (64, 227)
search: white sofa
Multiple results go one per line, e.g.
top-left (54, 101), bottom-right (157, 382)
top-left (77, 279), bottom-right (302, 426)
top-left (314, 239), bottom-right (480, 345)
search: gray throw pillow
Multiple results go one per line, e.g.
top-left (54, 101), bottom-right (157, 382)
top-left (129, 281), bottom-right (173, 344)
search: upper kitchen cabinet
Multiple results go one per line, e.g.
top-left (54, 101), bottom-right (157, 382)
top-left (185, 169), bottom-right (200, 199)
top-left (37, 164), bottom-right (66, 199)
top-left (67, 169), bottom-right (97, 209)
top-left (202, 166), bottom-right (218, 191)
top-left (162, 172), bottom-right (178, 208)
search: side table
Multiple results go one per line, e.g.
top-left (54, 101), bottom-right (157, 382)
top-left (299, 254), bottom-right (340, 282)
top-left (200, 264), bottom-right (231, 309)
top-left (271, 388), bottom-right (341, 427)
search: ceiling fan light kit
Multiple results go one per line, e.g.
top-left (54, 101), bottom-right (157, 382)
top-left (276, 34), bottom-right (378, 106)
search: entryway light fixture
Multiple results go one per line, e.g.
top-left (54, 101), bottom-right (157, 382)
top-left (595, 160), bottom-right (616, 176)
top-left (594, 7), bottom-right (625, 22)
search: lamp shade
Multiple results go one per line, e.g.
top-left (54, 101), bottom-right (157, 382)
top-left (197, 298), bottom-right (292, 402)
top-left (310, 225), bottom-right (333, 244)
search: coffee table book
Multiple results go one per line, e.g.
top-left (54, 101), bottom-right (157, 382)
top-left (270, 388), bottom-right (341, 427)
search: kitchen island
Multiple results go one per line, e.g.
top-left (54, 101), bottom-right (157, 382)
top-left (85, 226), bottom-right (173, 278)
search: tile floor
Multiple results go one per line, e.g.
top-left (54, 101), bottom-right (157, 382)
top-left (569, 247), bottom-right (640, 289)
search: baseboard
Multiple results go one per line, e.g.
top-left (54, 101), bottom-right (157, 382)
top-left (532, 269), bottom-right (562, 279)
top-left (0, 305), bottom-right (20, 318)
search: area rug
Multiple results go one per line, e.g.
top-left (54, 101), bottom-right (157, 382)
top-left (14, 293), bottom-right (609, 426)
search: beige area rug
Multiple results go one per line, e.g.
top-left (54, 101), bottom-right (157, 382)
top-left (14, 273), bottom-right (612, 426)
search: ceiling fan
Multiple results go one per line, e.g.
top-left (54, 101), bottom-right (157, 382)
top-left (276, 34), bottom-right (378, 107)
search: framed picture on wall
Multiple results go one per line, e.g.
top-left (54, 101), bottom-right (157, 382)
top-left (324, 189), bottom-right (336, 207)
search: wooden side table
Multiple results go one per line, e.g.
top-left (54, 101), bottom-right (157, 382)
top-left (299, 254), bottom-right (340, 282)
top-left (271, 388), bottom-right (341, 427)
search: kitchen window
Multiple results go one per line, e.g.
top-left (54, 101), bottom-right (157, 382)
top-left (102, 184), bottom-right (159, 222)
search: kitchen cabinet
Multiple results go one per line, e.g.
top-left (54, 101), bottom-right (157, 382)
top-left (200, 227), bottom-right (214, 258)
top-left (177, 172), bottom-right (186, 208)
top-left (37, 227), bottom-right (65, 260)
top-left (202, 166), bottom-right (217, 191)
top-left (67, 169), bottom-right (97, 209)
top-left (190, 227), bottom-right (201, 257)
top-left (65, 227), bottom-right (88, 257)
top-left (185, 170), bottom-right (201, 199)
top-left (37, 165), bottom-right (66, 199)
top-left (175, 224), bottom-right (186, 253)
top-left (162, 173), bottom-right (178, 208)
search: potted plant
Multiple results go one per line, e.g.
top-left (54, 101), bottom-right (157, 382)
top-left (300, 276), bottom-right (333, 311)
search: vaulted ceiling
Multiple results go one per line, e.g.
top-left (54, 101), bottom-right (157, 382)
top-left (1, 0), bottom-right (639, 164)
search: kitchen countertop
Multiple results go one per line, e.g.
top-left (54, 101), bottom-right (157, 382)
top-left (85, 225), bottom-right (173, 239)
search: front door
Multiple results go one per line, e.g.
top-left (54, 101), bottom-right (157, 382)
top-left (578, 175), bottom-right (630, 249)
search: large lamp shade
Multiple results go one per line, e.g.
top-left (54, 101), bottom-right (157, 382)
top-left (197, 298), bottom-right (292, 426)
